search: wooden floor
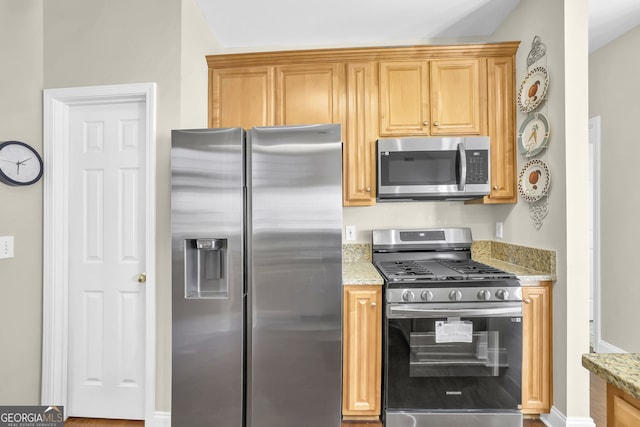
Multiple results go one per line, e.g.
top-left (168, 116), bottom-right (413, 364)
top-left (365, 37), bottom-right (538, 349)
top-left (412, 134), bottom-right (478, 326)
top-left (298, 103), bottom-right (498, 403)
top-left (64, 373), bottom-right (608, 426)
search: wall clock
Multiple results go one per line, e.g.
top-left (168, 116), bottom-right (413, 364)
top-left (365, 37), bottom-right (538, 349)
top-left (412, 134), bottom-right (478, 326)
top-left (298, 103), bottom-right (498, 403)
top-left (0, 141), bottom-right (44, 186)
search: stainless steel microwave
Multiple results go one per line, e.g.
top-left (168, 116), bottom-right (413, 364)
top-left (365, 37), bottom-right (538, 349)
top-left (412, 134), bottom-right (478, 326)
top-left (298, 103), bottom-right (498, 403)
top-left (376, 136), bottom-right (491, 201)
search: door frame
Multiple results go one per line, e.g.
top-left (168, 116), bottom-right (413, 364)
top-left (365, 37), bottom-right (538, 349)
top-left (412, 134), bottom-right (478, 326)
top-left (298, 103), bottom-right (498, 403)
top-left (588, 115), bottom-right (601, 352)
top-left (40, 83), bottom-right (157, 423)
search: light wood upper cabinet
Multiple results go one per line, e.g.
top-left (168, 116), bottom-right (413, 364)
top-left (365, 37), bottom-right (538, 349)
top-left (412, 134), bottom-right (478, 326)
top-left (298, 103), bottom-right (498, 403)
top-left (484, 56), bottom-right (517, 203)
top-left (379, 61), bottom-right (429, 136)
top-left (344, 62), bottom-right (377, 206)
top-left (342, 285), bottom-right (382, 420)
top-left (275, 64), bottom-right (343, 126)
top-left (379, 59), bottom-right (482, 137)
top-left (521, 283), bottom-right (553, 414)
top-left (209, 66), bottom-right (274, 128)
top-left (207, 42), bottom-right (520, 205)
top-left (430, 59), bottom-right (483, 135)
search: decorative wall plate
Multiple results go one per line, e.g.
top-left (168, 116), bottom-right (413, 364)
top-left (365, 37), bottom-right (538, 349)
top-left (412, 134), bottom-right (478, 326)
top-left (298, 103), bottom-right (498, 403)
top-left (517, 66), bottom-right (549, 113)
top-left (518, 159), bottom-right (550, 202)
top-left (518, 113), bottom-right (550, 157)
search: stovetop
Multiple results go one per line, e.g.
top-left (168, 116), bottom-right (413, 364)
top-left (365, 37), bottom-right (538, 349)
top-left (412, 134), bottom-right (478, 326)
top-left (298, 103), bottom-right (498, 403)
top-left (375, 259), bottom-right (516, 283)
top-left (372, 228), bottom-right (521, 304)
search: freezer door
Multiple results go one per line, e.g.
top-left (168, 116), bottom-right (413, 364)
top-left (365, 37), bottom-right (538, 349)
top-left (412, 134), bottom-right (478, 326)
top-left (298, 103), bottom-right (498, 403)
top-left (171, 128), bottom-right (244, 427)
top-left (247, 124), bottom-right (343, 427)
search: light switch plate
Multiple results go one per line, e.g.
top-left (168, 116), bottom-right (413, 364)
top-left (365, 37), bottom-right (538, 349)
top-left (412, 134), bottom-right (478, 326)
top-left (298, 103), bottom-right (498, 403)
top-left (495, 222), bottom-right (504, 239)
top-left (0, 236), bottom-right (14, 259)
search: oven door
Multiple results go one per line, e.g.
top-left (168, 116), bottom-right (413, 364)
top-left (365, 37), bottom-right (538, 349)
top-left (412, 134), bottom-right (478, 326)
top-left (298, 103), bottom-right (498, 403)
top-left (384, 302), bottom-right (522, 412)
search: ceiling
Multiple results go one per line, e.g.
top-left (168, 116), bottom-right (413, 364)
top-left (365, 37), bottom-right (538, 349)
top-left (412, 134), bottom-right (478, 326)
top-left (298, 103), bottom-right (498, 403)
top-left (195, 0), bottom-right (640, 53)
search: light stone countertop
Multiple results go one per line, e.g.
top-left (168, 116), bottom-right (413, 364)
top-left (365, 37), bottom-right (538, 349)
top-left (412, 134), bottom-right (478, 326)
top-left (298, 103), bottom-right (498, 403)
top-left (342, 241), bottom-right (556, 285)
top-left (473, 256), bottom-right (554, 282)
top-left (342, 261), bottom-right (384, 285)
top-left (582, 353), bottom-right (640, 400)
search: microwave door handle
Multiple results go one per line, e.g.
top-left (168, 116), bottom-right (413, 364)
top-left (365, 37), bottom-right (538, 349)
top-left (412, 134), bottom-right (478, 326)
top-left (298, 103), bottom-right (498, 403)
top-left (458, 143), bottom-right (466, 191)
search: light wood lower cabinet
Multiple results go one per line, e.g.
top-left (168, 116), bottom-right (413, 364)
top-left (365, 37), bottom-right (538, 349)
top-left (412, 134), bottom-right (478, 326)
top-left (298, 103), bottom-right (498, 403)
top-left (608, 384), bottom-right (640, 427)
top-left (521, 283), bottom-right (553, 414)
top-left (342, 285), bottom-right (382, 420)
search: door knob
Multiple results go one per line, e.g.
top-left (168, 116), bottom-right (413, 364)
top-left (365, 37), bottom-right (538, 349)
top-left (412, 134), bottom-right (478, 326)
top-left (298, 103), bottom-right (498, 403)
top-left (137, 273), bottom-right (147, 283)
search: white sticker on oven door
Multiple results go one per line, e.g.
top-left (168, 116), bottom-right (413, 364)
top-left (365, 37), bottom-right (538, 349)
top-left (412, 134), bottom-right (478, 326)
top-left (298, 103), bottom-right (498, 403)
top-left (435, 320), bottom-right (473, 343)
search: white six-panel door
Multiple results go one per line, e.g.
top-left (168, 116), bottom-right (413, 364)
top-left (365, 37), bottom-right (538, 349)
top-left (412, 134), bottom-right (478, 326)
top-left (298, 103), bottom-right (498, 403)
top-left (67, 101), bottom-right (146, 419)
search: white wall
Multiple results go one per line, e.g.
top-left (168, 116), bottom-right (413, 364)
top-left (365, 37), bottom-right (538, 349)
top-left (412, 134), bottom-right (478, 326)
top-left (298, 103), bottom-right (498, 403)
top-left (589, 25), bottom-right (640, 353)
top-left (0, 0), bottom-right (44, 405)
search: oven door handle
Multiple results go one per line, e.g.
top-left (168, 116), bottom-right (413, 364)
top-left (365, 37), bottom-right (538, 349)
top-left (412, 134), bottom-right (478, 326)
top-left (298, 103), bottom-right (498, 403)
top-left (387, 304), bottom-right (522, 319)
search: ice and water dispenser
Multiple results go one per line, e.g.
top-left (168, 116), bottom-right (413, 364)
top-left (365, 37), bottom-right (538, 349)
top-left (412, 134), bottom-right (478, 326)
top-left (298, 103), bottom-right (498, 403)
top-left (183, 238), bottom-right (228, 299)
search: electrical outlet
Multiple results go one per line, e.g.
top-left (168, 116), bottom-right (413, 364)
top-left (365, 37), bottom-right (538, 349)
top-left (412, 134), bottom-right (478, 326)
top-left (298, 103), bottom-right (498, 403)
top-left (345, 225), bottom-right (356, 241)
top-left (0, 236), bottom-right (14, 259)
top-left (495, 222), bottom-right (504, 239)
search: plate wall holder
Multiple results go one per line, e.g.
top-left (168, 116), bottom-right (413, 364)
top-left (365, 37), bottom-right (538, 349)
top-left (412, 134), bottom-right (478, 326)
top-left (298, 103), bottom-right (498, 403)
top-left (519, 35), bottom-right (550, 230)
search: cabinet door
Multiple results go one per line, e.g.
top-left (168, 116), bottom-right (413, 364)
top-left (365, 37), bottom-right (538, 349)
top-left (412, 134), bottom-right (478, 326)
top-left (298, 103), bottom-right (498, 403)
top-left (521, 284), bottom-right (552, 414)
top-left (209, 66), bottom-right (274, 128)
top-left (378, 61), bottom-right (430, 136)
top-left (485, 57), bottom-right (517, 202)
top-left (342, 285), bottom-right (382, 419)
top-left (609, 386), bottom-right (640, 427)
top-left (275, 64), bottom-right (343, 126)
top-left (430, 59), bottom-right (482, 135)
top-left (344, 63), bottom-right (377, 206)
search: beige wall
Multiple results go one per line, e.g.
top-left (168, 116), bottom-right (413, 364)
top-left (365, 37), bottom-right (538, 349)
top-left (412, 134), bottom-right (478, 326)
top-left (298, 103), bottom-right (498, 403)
top-left (0, 0), bottom-right (44, 405)
top-left (0, 0), bottom-right (215, 412)
top-left (490, 0), bottom-right (591, 420)
top-left (590, 25), bottom-right (640, 353)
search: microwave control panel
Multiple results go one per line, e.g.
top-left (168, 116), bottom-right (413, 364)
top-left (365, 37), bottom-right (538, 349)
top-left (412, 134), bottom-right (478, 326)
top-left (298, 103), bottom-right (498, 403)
top-left (466, 150), bottom-right (489, 184)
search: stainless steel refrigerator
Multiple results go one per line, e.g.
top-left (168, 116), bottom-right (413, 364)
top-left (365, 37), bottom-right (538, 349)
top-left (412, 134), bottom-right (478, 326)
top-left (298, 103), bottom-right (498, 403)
top-left (171, 124), bottom-right (343, 427)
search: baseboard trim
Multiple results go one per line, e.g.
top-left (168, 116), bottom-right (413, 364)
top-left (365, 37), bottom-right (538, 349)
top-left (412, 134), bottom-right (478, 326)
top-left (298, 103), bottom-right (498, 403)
top-left (539, 406), bottom-right (595, 427)
top-left (596, 339), bottom-right (626, 354)
top-left (150, 411), bottom-right (170, 427)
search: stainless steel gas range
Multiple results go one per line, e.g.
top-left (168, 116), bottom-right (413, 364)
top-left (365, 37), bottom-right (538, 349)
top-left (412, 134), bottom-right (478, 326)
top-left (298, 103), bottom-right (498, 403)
top-left (373, 228), bottom-right (523, 427)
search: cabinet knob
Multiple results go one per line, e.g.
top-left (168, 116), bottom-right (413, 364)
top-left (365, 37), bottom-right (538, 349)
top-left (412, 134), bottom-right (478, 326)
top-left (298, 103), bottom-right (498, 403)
top-left (371, 302), bottom-right (377, 307)
top-left (493, 185), bottom-right (500, 190)
top-left (524, 298), bottom-right (532, 304)
top-left (422, 121), bottom-right (429, 126)
top-left (433, 121), bottom-right (439, 127)
top-left (365, 186), bottom-right (371, 192)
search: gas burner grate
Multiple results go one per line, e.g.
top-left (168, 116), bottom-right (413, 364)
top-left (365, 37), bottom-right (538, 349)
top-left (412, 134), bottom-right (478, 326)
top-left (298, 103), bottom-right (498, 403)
top-left (437, 259), bottom-right (516, 279)
top-left (376, 261), bottom-right (437, 280)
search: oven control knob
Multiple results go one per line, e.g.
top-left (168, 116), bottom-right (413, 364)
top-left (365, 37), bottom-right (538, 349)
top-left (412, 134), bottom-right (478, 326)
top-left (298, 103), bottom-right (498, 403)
top-left (402, 290), bottom-right (415, 302)
top-left (496, 289), bottom-right (510, 300)
top-left (449, 290), bottom-right (463, 301)
top-left (420, 290), bottom-right (434, 301)
top-left (477, 289), bottom-right (492, 300)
